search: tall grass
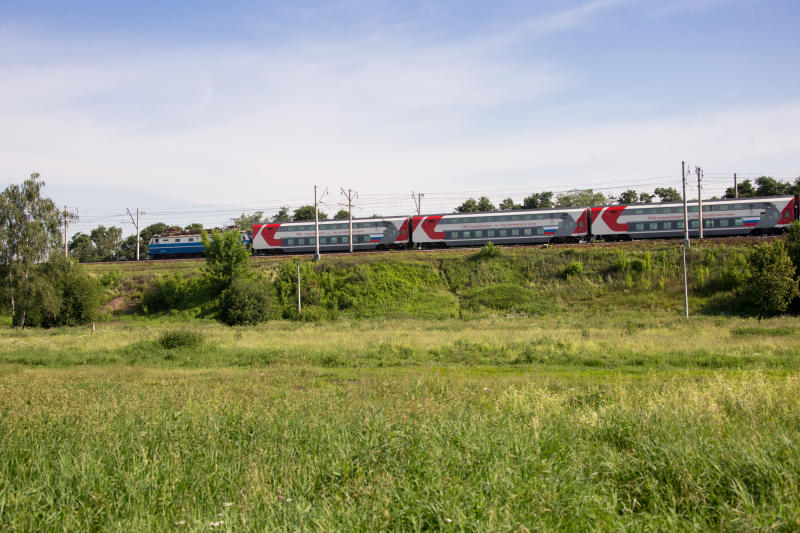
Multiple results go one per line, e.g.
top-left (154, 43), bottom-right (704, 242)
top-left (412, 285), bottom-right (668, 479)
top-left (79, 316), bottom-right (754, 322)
top-left (1, 368), bottom-right (799, 530)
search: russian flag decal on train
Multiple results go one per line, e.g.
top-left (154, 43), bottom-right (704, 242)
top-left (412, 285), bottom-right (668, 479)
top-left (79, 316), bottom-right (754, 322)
top-left (742, 217), bottom-right (759, 227)
top-left (369, 234), bottom-right (383, 242)
top-left (542, 226), bottom-right (558, 235)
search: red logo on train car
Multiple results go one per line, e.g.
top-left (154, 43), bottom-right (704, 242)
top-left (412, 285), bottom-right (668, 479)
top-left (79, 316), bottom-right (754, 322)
top-left (572, 210), bottom-right (589, 234)
top-left (396, 219), bottom-right (410, 241)
top-left (421, 216), bottom-right (445, 240)
top-left (254, 223), bottom-right (282, 246)
top-left (778, 199), bottom-right (795, 225)
top-left (601, 206), bottom-right (629, 232)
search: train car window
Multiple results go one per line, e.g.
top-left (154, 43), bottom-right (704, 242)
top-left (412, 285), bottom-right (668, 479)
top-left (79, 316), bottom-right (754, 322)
top-left (331, 237), bottom-right (339, 243)
top-left (688, 206), bottom-right (698, 213)
top-left (720, 220), bottom-right (729, 227)
top-left (155, 239), bottom-right (159, 243)
top-left (690, 220), bottom-right (699, 228)
top-left (187, 238), bottom-right (193, 242)
top-left (635, 223), bottom-right (644, 231)
top-left (446, 232), bottom-right (456, 239)
top-left (309, 237), bottom-right (316, 244)
top-left (342, 236), bottom-right (349, 243)
top-left (649, 223), bottom-right (658, 230)
top-left (524, 215), bottom-right (532, 220)
top-left (677, 221), bottom-right (684, 229)
top-left (702, 205), bottom-right (711, 212)
top-left (663, 222), bottom-right (672, 229)
top-left (487, 230), bottom-right (495, 237)
top-left (735, 219), bottom-right (743, 226)
top-left (175, 239), bottom-right (181, 242)
top-left (512, 229), bottom-right (520, 236)
top-left (499, 230), bottom-right (508, 237)
top-left (287, 239), bottom-right (295, 246)
top-left (536, 228), bottom-right (544, 235)
top-left (475, 230), bottom-right (483, 238)
top-left (705, 220), bottom-right (713, 227)
top-left (512, 215), bottom-right (522, 221)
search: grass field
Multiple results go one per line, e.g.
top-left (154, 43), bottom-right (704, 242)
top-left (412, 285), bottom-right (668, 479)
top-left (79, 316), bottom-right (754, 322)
top-left (2, 312), bottom-right (800, 530)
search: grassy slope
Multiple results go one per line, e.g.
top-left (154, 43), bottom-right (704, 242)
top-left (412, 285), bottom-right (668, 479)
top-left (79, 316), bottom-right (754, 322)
top-left (87, 239), bottom-right (776, 319)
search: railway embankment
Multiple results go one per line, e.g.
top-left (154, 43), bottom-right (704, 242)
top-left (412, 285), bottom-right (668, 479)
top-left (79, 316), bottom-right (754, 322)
top-left (83, 237), bottom-right (794, 320)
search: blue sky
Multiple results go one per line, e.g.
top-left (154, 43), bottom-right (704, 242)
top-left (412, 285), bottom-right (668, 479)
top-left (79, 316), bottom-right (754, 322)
top-left (1, 0), bottom-right (799, 234)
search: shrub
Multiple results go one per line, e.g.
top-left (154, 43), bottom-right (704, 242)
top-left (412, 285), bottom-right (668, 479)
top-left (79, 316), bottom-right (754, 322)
top-left (20, 257), bottom-right (101, 328)
top-left (610, 250), bottom-right (628, 272)
top-left (472, 242), bottom-right (502, 260)
top-left (142, 274), bottom-right (191, 313)
top-left (787, 221), bottom-right (800, 274)
top-left (744, 241), bottom-right (799, 316)
top-left (220, 276), bottom-right (273, 326)
top-left (99, 269), bottom-right (124, 294)
top-left (718, 253), bottom-right (750, 291)
top-left (561, 261), bottom-right (583, 278)
top-left (159, 330), bottom-right (204, 350)
top-left (629, 252), bottom-right (651, 273)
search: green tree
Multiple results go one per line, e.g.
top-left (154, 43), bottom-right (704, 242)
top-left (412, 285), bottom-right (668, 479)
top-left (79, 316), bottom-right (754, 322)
top-left (724, 179), bottom-right (757, 199)
top-left (476, 196), bottom-right (496, 212)
top-left (455, 198), bottom-right (478, 213)
top-left (334, 209), bottom-right (350, 220)
top-left (456, 197), bottom-right (495, 213)
top-left (617, 190), bottom-right (639, 204)
top-left (272, 206), bottom-right (291, 223)
top-left (638, 192), bottom-right (654, 203)
top-left (185, 222), bottom-right (204, 231)
top-left (201, 229), bottom-right (250, 289)
top-left (69, 233), bottom-right (97, 262)
top-left (755, 176), bottom-right (791, 196)
top-left (292, 205), bottom-right (327, 221)
top-left (556, 190), bottom-right (608, 208)
top-left (232, 211), bottom-right (264, 231)
top-left (744, 241), bottom-right (798, 316)
top-left (90, 225), bottom-right (122, 261)
top-left (654, 187), bottom-right (682, 203)
top-left (523, 192), bottom-right (553, 209)
top-left (0, 173), bottom-right (67, 327)
top-left (499, 197), bottom-right (521, 210)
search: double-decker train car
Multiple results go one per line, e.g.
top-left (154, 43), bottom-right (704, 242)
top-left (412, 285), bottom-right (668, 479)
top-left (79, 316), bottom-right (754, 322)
top-left (590, 196), bottom-right (797, 240)
top-left (410, 208), bottom-right (589, 247)
top-left (148, 230), bottom-right (252, 259)
top-left (251, 217), bottom-right (410, 255)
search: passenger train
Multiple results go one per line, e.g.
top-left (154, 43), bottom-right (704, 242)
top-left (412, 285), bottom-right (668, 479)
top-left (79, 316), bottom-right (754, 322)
top-left (149, 195), bottom-right (799, 258)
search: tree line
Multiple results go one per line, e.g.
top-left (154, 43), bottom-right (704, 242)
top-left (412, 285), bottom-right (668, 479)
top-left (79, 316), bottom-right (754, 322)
top-left (13, 174), bottom-right (800, 266)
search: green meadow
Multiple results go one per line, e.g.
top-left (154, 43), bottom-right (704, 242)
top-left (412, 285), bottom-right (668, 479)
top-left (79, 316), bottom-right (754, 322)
top-left (2, 241), bottom-right (800, 530)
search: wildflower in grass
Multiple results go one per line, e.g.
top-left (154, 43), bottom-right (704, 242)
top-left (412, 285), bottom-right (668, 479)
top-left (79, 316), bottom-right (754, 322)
top-left (174, 521), bottom-right (186, 526)
top-left (223, 502), bottom-right (232, 508)
top-left (445, 518), bottom-right (453, 523)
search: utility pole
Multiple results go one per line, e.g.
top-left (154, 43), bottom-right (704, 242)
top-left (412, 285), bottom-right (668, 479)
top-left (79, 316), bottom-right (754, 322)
top-left (127, 208), bottom-right (143, 260)
top-left (63, 205), bottom-right (68, 259)
top-left (734, 173), bottom-right (738, 199)
top-left (696, 166), bottom-right (703, 239)
top-left (682, 161), bottom-right (690, 248)
top-left (341, 188), bottom-right (358, 253)
top-left (297, 262), bottom-right (302, 314)
top-left (313, 186), bottom-right (327, 261)
top-left (681, 161), bottom-right (690, 318)
top-left (412, 191), bottom-right (424, 215)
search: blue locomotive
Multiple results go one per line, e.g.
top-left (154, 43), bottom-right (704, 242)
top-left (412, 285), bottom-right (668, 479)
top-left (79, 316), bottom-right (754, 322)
top-left (148, 229), bottom-right (252, 259)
